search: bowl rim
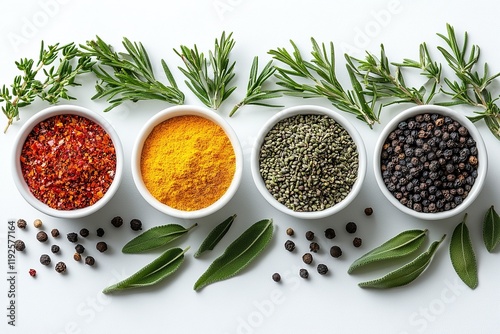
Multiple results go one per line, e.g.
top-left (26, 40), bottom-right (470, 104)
top-left (131, 104), bottom-right (243, 219)
top-left (11, 104), bottom-right (124, 219)
top-left (250, 104), bottom-right (367, 219)
top-left (373, 104), bottom-right (488, 220)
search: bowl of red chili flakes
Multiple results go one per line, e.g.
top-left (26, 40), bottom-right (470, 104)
top-left (12, 105), bottom-right (123, 218)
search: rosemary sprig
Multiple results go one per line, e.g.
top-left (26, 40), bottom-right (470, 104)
top-left (229, 57), bottom-right (282, 117)
top-left (80, 36), bottom-right (184, 112)
top-left (1, 41), bottom-right (93, 133)
top-left (269, 38), bottom-right (380, 128)
top-left (174, 31), bottom-right (236, 110)
top-left (436, 23), bottom-right (500, 139)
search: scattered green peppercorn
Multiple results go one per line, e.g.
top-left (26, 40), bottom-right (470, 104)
top-left (309, 242), bottom-right (320, 253)
top-left (317, 264), bottom-right (328, 275)
top-left (286, 227), bottom-right (294, 236)
top-left (346, 222), bottom-right (357, 234)
top-left (85, 256), bottom-right (95, 266)
top-left (79, 228), bottom-right (90, 238)
top-left (14, 240), bottom-right (25, 251)
top-left (51, 229), bottom-right (60, 238)
top-left (51, 245), bottom-right (60, 254)
top-left (55, 262), bottom-right (66, 273)
top-left (353, 237), bottom-right (362, 247)
top-left (130, 219), bottom-right (143, 231)
top-left (96, 228), bottom-right (105, 237)
top-left (36, 231), bottom-right (48, 242)
top-left (302, 252), bottom-right (313, 264)
top-left (67, 232), bottom-right (78, 243)
top-left (284, 240), bottom-right (295, 252)
top-left (324, 228), bottom-right (336, 239)
top-left (17, 219), bottom-right (27, 229)
top-left (40, 254), bottom-right (51, 266)
top-left (272, 273), bottom-right (281, 282)
top-left (111, 216), bottom-right (123, 228)
top-left (299, 268), bottom-right (309, 279)
top-left (96, 241), bottom-right (108, 253)
top-left (364, 207), bottom-right (373, 216)
top-left (75, 244), bottom-right (85, 254)
top-left (330, 245), bottom-right (342, 258)
top-left (305, 231), bottom-right (315, 241)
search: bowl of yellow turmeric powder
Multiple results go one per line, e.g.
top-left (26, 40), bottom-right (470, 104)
top-left (131, 105), bottom-right (243, 219)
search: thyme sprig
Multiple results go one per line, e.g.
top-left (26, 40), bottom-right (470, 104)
top-left (229, 57), bottom-right (282, 117)
top-left (1, 41), bottom-right (93, 133)
top-left (269, 38), bottom-right (380, 128)
top-left (175, 31), bottom-right (236, 110)
top-left (436, 24), bottom-right (500, 139)
top-left (80, 36), bottom-right (184, 112)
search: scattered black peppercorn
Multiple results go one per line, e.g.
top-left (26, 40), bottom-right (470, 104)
top-left (55, 262), bottom-right (66, 273)
top-left (96, 228), bottom-right (105, 237)
top-left (309, 242), bottom-right (320, 253)
top-left (284, 240), bottom-right (295, 252)
top-left (67, 232), bottom-right (78, 243)
top-left (51, 245), bottom-right (60, 254)
top-left (345, 222), bottom-right (357, 234)
top-left (96, 241), bottom-right (108, 253)
top-left (286, 228), bottom-right (294, 236)
top-left (317, 264), bottom-right (329, 275)
top-left (79, 228), bottom-right (90, 238)
top-left (111, 216), bottom-right (123, 228)
top-left (353, 237), bottom-right (362, 247)
top-left (272, 273), bottom-right (281, 282)
top-left (17, 219), bottom-right (27, 229)
top-left (85, 256), bottom-right (95, 266)
top-left (305, 231), bottom-right (315, 241)
top-left (324, 228), bottom-right (336, 239)
top-left (51, 229), bottom-right (60, 238)
top-left (130, 219), bottom-right (143, 231)
top-left (302, 253), bottom-right (313, 264)
top-left (73, 252), bottom-right (81, 261)
top-left (364, 207), bottom-right (374, 216)
top-left (40, 254), bottom-right (51, 266)
top-left (330, 246), bottom-right (342, 258)
top-left (299, 269), bottom-right (309, 279)
top-left (36, 231), bottom-right (48, 242)
top-left (75, 244), bottom-right (85, 254)
top-left (14, 240), bottom-right (25, 251)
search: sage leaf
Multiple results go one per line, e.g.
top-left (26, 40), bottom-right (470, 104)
top-left (450, 214), bottom-right (478, 289)
top-left (103, 247), bottom-right (189, 294)
top-left (194, 214), bottom-right (236, 258)
top-left (194, 218), bottom-right (273, 291)
top-left (483, 205), bottom-right (500, 252)
top-left (122, 223), bottom-right (197, 253)
top-left (348, 229), bottom-right (427, 274)
top-left (359, 234), bottom-right (446, 289)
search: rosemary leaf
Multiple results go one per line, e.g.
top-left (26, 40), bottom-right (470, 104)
top-left (450, 213), bottom-right (478, 289)
top-left (194, 214), bottom-right (236, 258)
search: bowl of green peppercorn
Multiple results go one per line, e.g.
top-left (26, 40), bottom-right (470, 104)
top-left (251, 105), bottom-right (367, 219)
top-left (373, 105), bottom-right (487, 220)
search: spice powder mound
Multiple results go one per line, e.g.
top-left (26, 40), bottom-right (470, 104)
top-left (20, 114), bottom-right (117, 210)
top-left (140, 115), bottom-right (236, 211)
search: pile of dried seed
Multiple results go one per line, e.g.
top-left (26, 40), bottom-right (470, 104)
top-left (259, 114), bottom-right (359, 212)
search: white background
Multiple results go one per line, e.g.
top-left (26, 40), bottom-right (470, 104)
top-left (1, 0), bottom-right (499, 333)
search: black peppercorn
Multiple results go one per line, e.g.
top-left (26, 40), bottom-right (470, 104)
top-left (85, 256), bottom-right (95, 266)
top-left (130, 219), bottom-right (143, 231)
top-left (75, 244), bottom-right (85, 254)
top-left (284, 240), bottom-right (295, 252)
top-left (17, 219), bottom-right (27, 229)
top-left (324, 228), bottom-right (336, 239)
top-left (96, 228), bottom-right (105, 237)
top-left (96, 241), bottom-right (108, 253)
top-left (305, 231), bottom-right (315, 241)
top-left (353, 237), bottom-right (362, 247)
top-left (272, 273), bottom-right (281, 282)
top-left (79, 228), bottom-right (90, 238)
top-left (40, 254), bottom-right (51, 266)
top-left (364, 207), bottom-right (374, 216)
top-left (67, 232), bottom-right (78, 243)
top-left (317, 264), bottom-right (328, 275)
top-left (55, 262), bottom-right (66, 273)
top-left (51, 245), bottom-right (60, 254)
top-left (111, 216), bottom-right (123, 228)
top-left (330, 245), bottom-right (342, 258)
top-left (51, 229), bottom-right (60, 238)
top-left (299, 269), bottom-right (309, 279)
top-left (309, 242), bottom-right (320, 253)
top-left (36, 231), bottom-right (48, 242)
top-left (302, 253), bottom-right (313, 264)
top-left (286, 228), bottom-right (294, 236)
top-left (14, 240), bottom-right (25, 251)
top-left (345, 222), bottom-right (357, 234)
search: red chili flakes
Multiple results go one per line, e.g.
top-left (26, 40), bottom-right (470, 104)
top-left (20, 114), bottom-right (117, 210)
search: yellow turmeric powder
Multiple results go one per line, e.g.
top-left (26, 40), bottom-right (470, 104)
top-left (140, 115), bottom-right (236, 211)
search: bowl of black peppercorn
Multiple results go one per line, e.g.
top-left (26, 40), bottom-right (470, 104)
top-left (374, 105), bottom-right (487, 220)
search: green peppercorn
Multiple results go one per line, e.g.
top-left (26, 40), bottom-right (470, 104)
top-left (17, 219), bottom-right (27, 229)
top-left (346, 222), bottom-right (357, 234)
top-left (299, 269), bottom-right (309, 279)
top-left (317, 264), bottom-right (328, 275)
top-left (309, 242), bottom-right (320, 253)
top-left (96, 241), bottom-right (108, 253)
top-left (324, 228), bottom-right (336, 239)
top-left (67, 232), bottom-right (78, 243)
top-left (85, 256), bottom-right (95, 266)
top-left (130, 219), bottom-right (142, 231)
top-left (111, 216), bottom-right (123, 228)
top-left (272, 273), bottom-right (281, 282)
top-left (51, 245), bottom-right (60, 254)
top-left (284, 240), bottom-right (295, 252)
top-left (75, 244), bottom-right (85, 254)
top-left (286, 228), bottom-right (294, 236)
top-left (302, 253), bottom-right (313, 264)
top-left (40, 254), bottom-right (51, 266)
top-left (55, 262), bottom-right (66, 273)
top-left (51, 229), bottom-right (60, 238)
top-left (79, 228), bottom-right (90, 238)
top-left (353, 237), bottom-right (362, 247)
top-left (36, 231), bottom-right (48, 242)
top-left (330, 245), bottom-right (342, 258)
top-left (305, 231), bottom-right (315, 241)
top-left (96, 228), bottom-right (105, 237)
top-left (14, 240), bottom-right (25, 251)
top-left (33, 219), bottom-right (43, 229)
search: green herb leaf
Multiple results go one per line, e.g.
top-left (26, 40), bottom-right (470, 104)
top-left (122, 223), bottom-right (197, 254)
top-left (358, 234), bottom-right (446, 289)
top-left (103, 247), bottom-right (189, 294)
top-left (194, 218), bottom-right (273, 291)
top-left (483, 205), bottom-right (500, 252)
top-left (348, 229), bottom-right (427, 274)
top-left (450, 214), bottom-right (478, 289)
top-left (194, 214), bottom-right (236, 258)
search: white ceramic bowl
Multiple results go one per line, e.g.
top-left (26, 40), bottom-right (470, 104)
top-left (131, 105), bottom-right (243, 219)
top-left (373, 105), bottom-right (487, 220)
top-left (12, 105), bottom-right (124, 219)
top-left (251, 105), bottom-right (367, 219)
